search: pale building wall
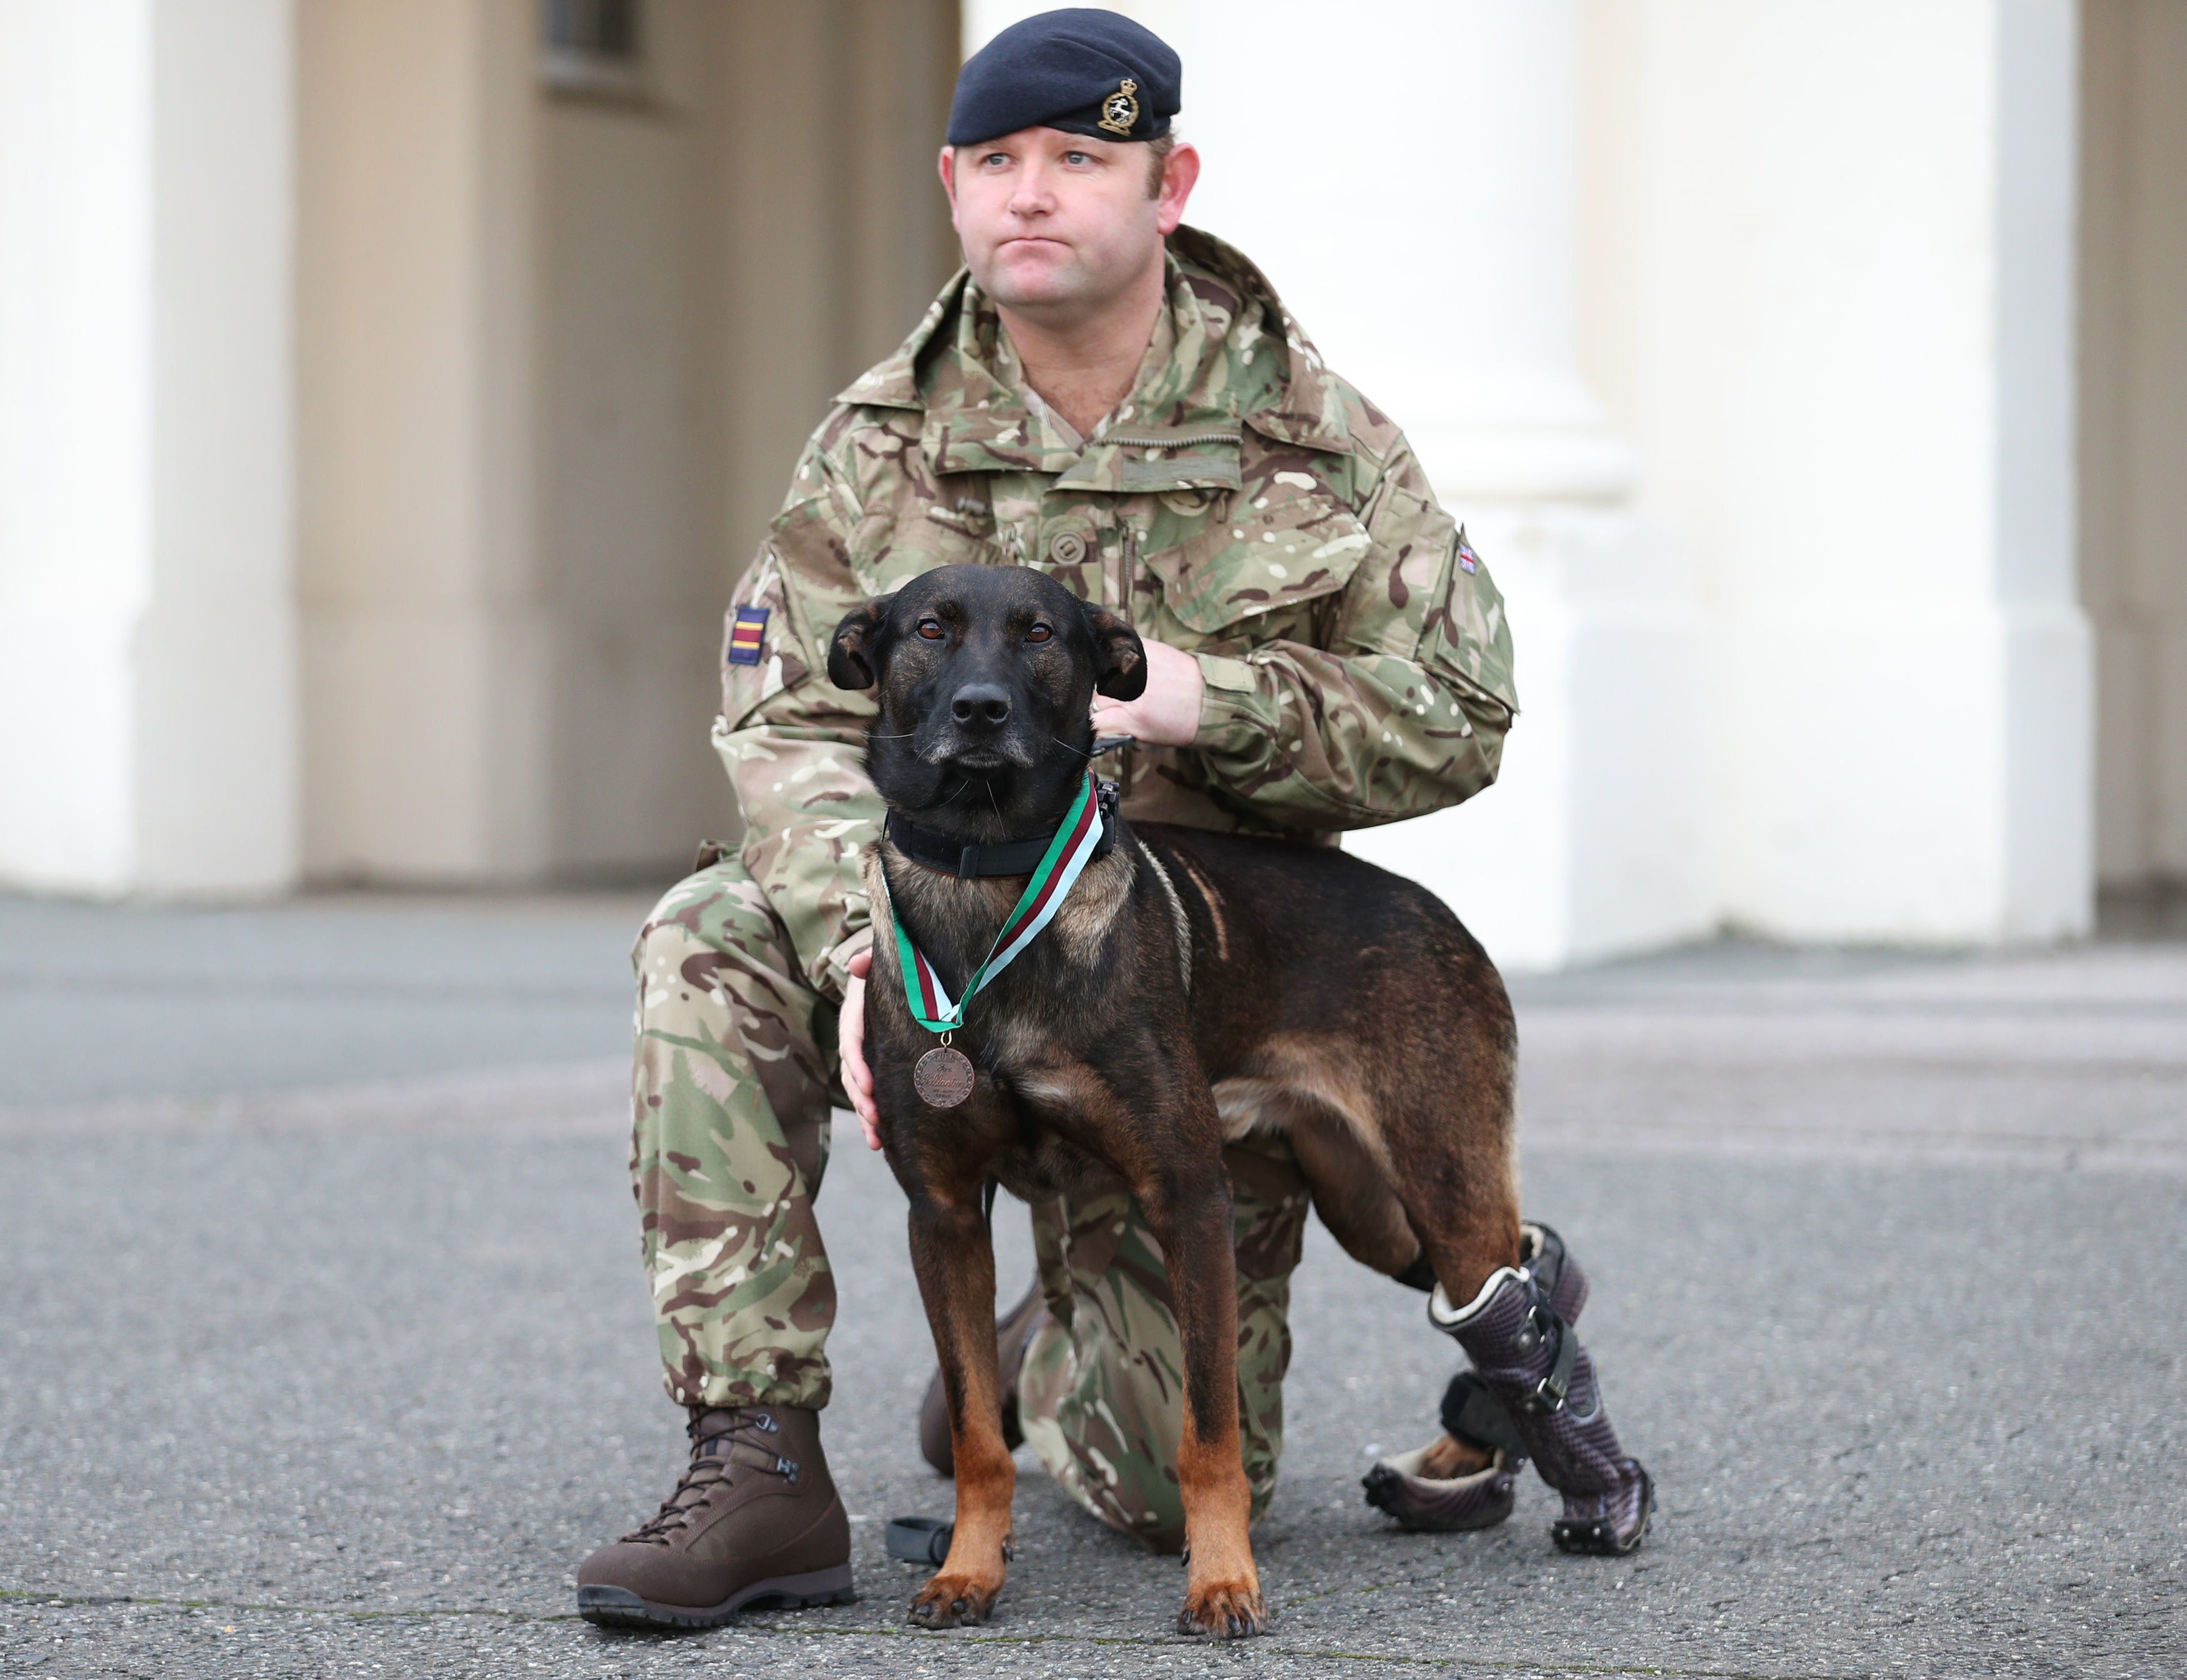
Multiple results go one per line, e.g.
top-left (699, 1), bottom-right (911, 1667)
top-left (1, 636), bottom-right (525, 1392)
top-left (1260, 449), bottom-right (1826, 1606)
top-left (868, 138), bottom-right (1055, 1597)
top-left (298, 0), bottom-right (959, 886)
top-left (141, 0), bottom-right (301, 895)
top-left (713, 0), bottom-right (964, 653)
top-left (2081, 0), bottom-right (2187, 889)
top-left (0, 0), bottom-right (296, 896)
top-left (1580, 0), bottom-right (2089, 945)
top-left (297, 0), bottom-right (547, 884)
top-left (536, 1), bottom-right (735, 878)
top-left (1177, 0), bottom-right (1710, 971)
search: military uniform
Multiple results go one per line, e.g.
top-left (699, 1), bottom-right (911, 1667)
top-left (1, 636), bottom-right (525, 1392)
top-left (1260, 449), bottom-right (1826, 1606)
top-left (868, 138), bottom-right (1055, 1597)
top-left (630, 225), bottom-right (1517, 1549)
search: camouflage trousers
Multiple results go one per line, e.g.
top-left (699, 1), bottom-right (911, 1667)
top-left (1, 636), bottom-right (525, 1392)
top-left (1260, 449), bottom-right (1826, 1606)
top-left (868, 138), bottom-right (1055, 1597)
top-left (1017, 1139), bottom-right (1307, 1551)
top-left (631, 858), bottom-right (841, 1409)
top-left (631, 857), bottom-right (1310, 1549)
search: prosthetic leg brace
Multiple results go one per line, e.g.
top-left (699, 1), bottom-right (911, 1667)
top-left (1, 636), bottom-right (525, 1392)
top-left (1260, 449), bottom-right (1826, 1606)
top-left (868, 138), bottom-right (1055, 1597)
top-left (1427, 1231), bottom-right (1653, 1556)
top-left (1363, 1224), bottom-right (1585, 1533)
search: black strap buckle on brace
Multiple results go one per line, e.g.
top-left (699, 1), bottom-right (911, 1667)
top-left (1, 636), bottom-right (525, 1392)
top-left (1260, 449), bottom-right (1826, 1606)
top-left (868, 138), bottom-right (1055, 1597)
top-left (1511, 1280), bottom-right (1578, 1416)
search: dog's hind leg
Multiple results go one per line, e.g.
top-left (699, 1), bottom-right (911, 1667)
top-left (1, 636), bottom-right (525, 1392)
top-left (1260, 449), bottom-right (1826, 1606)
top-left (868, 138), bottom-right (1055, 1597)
top-left (1382, 1068), bottom-right (1654, 1555)
top-left (904, 1186), bottom-right (1016, 1628)
top-left (1361, 992), bottom-right (1526, 1311)
top-left (1280, 1099), bottom-right (1434, 1282)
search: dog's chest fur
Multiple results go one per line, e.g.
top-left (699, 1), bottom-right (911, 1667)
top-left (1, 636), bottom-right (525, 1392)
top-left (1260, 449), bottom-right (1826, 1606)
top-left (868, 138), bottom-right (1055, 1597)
top-left (865, 842), bottom-right (1155, 1198)
top-left (869, 840), bottom-right (1133, 977)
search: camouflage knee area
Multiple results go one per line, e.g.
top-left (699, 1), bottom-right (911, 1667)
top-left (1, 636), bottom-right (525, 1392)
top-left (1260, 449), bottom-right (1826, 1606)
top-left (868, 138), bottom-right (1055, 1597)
top-left (632, 860), bottom-right (839, 1410)
top-left (1015, 1138), bottom-right (1309, 1551)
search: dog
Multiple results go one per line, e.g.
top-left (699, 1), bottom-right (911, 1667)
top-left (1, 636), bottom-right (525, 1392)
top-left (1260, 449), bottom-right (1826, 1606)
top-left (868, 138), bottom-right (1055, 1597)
top-left (829, 564), bottom-right (1524, 1639)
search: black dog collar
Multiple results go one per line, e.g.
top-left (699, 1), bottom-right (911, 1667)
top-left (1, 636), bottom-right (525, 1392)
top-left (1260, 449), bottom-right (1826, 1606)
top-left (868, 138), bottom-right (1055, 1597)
top-left (886, 781), bottom-right (1120, 879)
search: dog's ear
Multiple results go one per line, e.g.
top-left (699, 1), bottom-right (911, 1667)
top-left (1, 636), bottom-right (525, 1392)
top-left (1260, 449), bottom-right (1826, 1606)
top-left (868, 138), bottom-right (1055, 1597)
top-left (827, 594), bottom-right (895, 690)
top-left (1082, 602), bottom-right (1148, 702)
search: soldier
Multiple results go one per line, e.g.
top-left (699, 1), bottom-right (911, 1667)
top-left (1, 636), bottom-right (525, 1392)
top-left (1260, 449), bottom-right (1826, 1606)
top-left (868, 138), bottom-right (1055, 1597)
top-left (576, 7), bottom-right (1646, 1631)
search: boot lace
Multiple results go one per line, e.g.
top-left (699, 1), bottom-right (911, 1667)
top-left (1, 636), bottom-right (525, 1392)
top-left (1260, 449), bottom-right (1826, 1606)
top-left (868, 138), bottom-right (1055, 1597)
top-left (621, 1408), bottom-right (800, 1545)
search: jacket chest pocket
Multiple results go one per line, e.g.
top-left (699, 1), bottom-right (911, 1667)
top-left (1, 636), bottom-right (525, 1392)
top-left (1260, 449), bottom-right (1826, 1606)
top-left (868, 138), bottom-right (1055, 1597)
top-left (847, 505), bottom-right (1002, 594)
top-left (1138, 494), bottom-right (1372, 645)
top-left (848, 499), bottom-right (1115, 604)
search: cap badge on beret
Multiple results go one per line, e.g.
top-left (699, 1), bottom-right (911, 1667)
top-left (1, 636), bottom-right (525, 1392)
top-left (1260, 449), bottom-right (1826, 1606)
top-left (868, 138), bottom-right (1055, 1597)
top-left (1097, 79), bottom-right (1140, 137)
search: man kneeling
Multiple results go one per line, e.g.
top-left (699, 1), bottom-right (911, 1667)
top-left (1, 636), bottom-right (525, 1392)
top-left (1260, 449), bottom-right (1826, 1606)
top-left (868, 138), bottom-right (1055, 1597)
top-left (576, 9), bottom-right (1643, 1629)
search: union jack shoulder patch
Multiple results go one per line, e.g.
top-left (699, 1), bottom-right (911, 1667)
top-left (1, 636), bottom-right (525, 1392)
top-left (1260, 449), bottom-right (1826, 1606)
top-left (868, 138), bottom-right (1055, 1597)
top-left (1455, 529), bottom-right (1480, 575)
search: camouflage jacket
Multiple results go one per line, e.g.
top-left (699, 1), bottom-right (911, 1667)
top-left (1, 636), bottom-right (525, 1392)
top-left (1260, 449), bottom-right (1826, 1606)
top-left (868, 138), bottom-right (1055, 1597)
top-left (713, 226), bottom-right (1517, 1003)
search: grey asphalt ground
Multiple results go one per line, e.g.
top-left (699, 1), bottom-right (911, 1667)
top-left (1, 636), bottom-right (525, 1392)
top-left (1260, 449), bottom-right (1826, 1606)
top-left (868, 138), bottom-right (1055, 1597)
top-left (2, 890), bottom-right (2183, 1678)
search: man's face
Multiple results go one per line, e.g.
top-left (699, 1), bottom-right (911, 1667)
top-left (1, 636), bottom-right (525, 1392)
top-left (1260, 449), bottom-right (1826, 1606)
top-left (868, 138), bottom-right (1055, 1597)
top-left (939, 127), bottom-right (1195, 324)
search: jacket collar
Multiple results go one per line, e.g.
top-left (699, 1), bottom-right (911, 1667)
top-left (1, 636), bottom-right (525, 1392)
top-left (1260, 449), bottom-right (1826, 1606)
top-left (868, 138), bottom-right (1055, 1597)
top-left (832, 226), bottom-right (1360, 480)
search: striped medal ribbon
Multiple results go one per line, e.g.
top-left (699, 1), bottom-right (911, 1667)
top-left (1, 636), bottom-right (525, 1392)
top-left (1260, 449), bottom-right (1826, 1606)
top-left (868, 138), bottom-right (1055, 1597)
top-left (884, 772), bottom-right (1106, 1049)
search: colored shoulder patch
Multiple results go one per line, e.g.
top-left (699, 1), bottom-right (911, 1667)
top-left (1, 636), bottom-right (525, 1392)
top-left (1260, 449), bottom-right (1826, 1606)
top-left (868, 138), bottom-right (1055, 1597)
top-left (727, 605), bottom-right (768, 667)
top-left (1455, 529), bottom-right (1480, 574)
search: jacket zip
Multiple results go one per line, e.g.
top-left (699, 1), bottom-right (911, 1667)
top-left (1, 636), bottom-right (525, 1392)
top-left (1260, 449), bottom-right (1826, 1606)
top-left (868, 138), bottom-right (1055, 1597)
top-left (1099, 430), bottom-right (1240, 450)
top-left (1120, 521), bottom-right (1140, 800)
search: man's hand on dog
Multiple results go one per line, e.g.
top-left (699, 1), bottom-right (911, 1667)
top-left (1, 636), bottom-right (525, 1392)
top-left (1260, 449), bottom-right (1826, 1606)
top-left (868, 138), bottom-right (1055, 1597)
top-left (1091, 637), bottom-right (1204, 747)
top-left (840, 947), bottom-right (884, 1150)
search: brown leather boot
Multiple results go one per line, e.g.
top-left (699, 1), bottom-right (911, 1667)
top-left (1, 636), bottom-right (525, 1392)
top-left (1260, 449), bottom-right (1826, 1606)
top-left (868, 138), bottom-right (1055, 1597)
top-left (576, 1404), bottom-right (853, 1628)
top-left (917, 1277), bottom-right (1051, 1476)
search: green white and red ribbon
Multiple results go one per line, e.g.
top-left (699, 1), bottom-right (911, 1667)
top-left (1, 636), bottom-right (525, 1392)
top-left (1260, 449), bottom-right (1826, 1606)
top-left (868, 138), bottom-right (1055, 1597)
top-left (884, 772), bottom-right (1105, 1035)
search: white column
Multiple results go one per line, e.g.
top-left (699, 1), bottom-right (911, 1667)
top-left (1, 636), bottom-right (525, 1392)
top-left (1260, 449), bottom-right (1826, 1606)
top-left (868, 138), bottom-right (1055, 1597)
top-left (1595, 0), bottom-right (2091, 944)
top-left (967, 0), bottom-right (1711, 968)
top-left (0, 0), bottom-right (297, 895)
top-left (296, 0), bottom-right (549, 885)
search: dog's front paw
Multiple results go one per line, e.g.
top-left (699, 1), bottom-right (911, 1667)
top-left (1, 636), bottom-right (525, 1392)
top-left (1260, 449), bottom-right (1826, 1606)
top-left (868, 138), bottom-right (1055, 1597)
top-left (908, 1569), bottom-right (1002, 1629)
top-left (1177, 1579), bottom-right (1267, 1639)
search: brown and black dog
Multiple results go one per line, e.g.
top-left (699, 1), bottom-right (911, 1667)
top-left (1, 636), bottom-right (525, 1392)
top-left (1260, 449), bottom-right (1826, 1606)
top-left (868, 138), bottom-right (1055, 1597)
top-left (830, 565), bottom-right (1523, 1639)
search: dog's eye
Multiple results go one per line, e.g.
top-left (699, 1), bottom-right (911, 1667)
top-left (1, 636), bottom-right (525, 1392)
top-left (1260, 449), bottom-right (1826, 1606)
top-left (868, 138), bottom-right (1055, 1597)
top-left (917, 618), bottom-right (945, 641)
top-left (1026, 623), bottom-right (1053, 644)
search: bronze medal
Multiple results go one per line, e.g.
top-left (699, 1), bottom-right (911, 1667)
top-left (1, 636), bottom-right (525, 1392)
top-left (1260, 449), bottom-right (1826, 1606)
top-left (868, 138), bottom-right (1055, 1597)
top-left (913, 1045), bottom-right (976, 1108)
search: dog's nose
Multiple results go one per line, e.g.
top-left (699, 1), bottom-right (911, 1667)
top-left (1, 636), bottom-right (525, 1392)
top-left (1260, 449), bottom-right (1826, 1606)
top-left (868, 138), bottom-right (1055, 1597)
top-left (950, 682), bottom-right (1013, 728)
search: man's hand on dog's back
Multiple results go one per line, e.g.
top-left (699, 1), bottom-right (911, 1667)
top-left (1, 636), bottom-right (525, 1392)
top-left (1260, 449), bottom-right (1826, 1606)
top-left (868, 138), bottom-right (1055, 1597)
top-left (842, 635), bottom-right (1203, 1152)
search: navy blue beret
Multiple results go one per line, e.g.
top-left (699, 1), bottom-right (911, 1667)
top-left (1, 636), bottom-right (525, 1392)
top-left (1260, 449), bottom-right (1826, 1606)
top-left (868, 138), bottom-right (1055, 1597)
top-left (947, 9), bottom-right (1181, 147)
